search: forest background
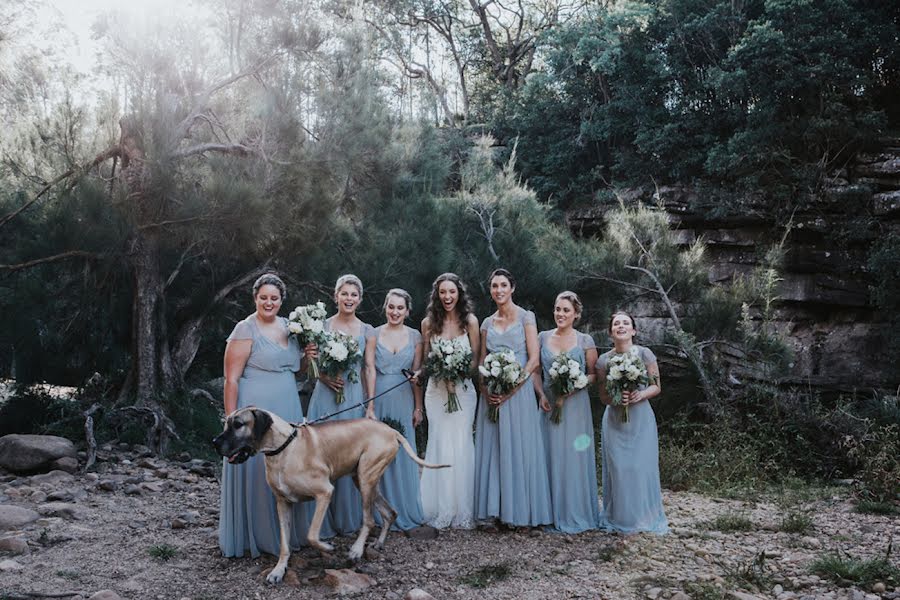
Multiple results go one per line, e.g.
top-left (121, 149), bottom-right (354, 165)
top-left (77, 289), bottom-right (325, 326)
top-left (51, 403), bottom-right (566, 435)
top-left (0, 0), bottom-right (897, 507)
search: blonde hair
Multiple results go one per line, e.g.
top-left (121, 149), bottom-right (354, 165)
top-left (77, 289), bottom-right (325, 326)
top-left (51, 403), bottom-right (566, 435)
top-left (555, 291), bottom-right (583, 323)
top-left (383, 288), bottom-right (413, 313)
top-left (334, 274), bottom-right (363, 298)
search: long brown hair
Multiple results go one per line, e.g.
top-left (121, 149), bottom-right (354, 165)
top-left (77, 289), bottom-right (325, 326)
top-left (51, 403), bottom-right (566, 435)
top-left (425, 273), bottom-right (474, 337)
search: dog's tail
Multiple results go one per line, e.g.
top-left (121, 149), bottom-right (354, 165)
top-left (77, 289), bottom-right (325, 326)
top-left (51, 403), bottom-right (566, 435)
top-left (396, 432), bottom-right (450, 469)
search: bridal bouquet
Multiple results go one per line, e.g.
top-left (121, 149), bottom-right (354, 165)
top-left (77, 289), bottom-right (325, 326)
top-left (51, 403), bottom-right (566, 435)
top-left (425, 337), bottom-right (472, 413)
top-left (478, 348), bottom-right (524, 423)
top-left (288, 301), bottom-right (328, 379)
top-left (604, 348), bottom-right (650, 423)
top-left (318, 330), bottom-right (361, 404)
top-left (547, 351), bottom-right (589, 424)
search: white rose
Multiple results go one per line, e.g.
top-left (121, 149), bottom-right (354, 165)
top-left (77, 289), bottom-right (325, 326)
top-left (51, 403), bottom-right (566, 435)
top-left (308, 320), bottom-right (323, 334)
top-left (549, 367), bottom-right (558, 378)
top-left (478, 365), bottom-right (490, 377)
top-left (288, 322), bottom-right (303, 334)
top-left (490, 366), bottom-right (501, 377)
top-left (575, 374), bottom-right (588, 388)
top-left (568, 360), bottom-right (580, 371)
top-left (329, 344), bottom-right (349, 362)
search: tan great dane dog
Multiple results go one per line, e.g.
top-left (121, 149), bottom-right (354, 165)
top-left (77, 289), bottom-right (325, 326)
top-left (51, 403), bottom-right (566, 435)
top-left (213, 407), bottom-right (448, 584)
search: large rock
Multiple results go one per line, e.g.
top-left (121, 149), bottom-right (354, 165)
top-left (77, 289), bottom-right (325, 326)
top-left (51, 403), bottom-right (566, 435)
top-left (0, 505), bottom-right (40, 530)
top-left (323, 569), bottom-right (377, 595)
top-left (0, 435), bottom-right (77, 474)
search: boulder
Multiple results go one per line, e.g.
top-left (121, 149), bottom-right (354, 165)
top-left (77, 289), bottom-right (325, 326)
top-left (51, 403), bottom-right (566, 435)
top-left (0, 505), bottom-right (40, 530)
top-left (323, 569), bottom-right (377, 595)
top-left (0, 435), bottom-right (77, 474)
top-left (0, 536), bottom-right (29, 554)
top-left (88, 592), bottom-right (124, 600)
top-left (405, 590), bottom-right (436, 600)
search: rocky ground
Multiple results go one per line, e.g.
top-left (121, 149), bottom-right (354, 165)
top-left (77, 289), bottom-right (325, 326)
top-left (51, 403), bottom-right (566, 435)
top-left (0, 444), bottom-right (897, 600)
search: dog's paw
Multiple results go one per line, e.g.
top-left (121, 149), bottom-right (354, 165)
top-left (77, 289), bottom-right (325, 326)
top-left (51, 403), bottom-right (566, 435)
top-left (265, 567), bottom-right (286, 585)
top-left (347, 545), bottom-right (364, 561)
top-left (312, 540), bottom-right (334, 553)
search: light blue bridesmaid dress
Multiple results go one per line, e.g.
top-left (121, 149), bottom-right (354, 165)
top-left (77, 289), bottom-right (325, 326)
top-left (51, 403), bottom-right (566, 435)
top-left (219, 315), bottom-right (310, 557)
top-left (306, 318), bottom-right (375, 537)
top-left (474, 308), bottom-right (552, 527)
top-left (373, 325), bottom-right (425, 531)
top-left (596, 345), bottom-right (669, 534)
top-left (540, 330), bottom-right (600, 533)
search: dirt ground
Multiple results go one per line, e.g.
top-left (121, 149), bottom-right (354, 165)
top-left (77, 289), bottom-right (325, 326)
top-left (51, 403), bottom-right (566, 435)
top-left (0, 446), bottom-right (897, 600)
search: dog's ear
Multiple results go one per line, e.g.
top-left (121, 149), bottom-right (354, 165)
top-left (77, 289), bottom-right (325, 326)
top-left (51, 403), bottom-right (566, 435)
top-left (251, 408), bottom-right (273, 441)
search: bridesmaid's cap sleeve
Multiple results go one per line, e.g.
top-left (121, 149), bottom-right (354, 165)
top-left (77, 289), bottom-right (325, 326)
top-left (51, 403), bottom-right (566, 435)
top-left (226, 317), bottom-right (254, 342)
top-left (579, 332), bottom-right (597, 350)
top-left (522, 309), bottom-right (536, 327)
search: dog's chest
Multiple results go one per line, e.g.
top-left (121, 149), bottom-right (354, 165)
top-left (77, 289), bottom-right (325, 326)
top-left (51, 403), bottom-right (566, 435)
top-left (269, 471), bottom-right (301, 503)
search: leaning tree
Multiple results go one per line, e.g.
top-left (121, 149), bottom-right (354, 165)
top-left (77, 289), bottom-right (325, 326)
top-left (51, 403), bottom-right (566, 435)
top-left (0, 6), bottom-right (331, 452)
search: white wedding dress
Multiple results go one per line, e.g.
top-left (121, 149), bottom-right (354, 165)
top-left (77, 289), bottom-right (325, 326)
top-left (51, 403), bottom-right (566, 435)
top-left (420, 334), bottom-right (476, 529)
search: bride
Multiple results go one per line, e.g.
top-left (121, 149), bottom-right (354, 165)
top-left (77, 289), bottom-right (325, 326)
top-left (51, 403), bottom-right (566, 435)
top-left (419, 272), bottom-right (480, 529)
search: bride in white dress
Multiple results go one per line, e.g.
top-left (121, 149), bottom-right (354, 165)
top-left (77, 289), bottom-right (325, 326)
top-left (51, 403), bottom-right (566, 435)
top-left (419, 273), bottom-right (480, 529)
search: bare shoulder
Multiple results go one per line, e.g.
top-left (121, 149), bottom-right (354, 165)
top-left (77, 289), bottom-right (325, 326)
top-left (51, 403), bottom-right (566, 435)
top-left (465, 313), bottom-right (479, 327)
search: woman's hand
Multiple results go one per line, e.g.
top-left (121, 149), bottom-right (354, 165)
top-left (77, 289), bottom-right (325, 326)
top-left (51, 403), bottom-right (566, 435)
top-left (412, 407), bottom-right (424, 428)
top-left (320, 373), bottom-right (344, 393)
top-left (538, 393), bottom-right (551, 412)
top-left (304, 343), bottom-right (319, 361)
top-left (622, 389), bottom-right (643, 405)
top-left (409, 369), bottom-right (422, 385)
top-left (487, 392), bottom-right (508, 406)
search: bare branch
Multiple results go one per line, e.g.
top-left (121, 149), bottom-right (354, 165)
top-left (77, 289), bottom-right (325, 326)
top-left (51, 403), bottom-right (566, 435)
top-left (0, 250), bottom-right (101, 272)
top-left (173, 142), bottom-right (254, 159)
top-left (172, 54), bottom-right (281, 143)
top-left (0, 146), bottom-right (121, 230)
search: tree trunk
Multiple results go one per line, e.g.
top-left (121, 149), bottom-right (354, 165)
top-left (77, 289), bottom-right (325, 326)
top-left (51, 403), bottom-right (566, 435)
top-left (127, 229), bottom-right (175, 454)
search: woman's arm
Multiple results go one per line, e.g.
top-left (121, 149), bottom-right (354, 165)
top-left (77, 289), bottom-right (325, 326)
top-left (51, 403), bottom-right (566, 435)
top-left (478, 326), bottom-right (488, 397)
top-left (585, 346), bottom-right (599, 387)
top-left (412, 337), bottom-right (424, 427)
top-left (467, 314), bottom-right (481, 374)
top-left (364, 333), bottom-right (377, 418)
top-left (626, 360), bottom-right (661, 405)
top-left (418, 317), bottom-right (431, 381)
top-left (223, 339), bottom-right (252, 415)
top-left (596, 360), bottom-right (613, 406)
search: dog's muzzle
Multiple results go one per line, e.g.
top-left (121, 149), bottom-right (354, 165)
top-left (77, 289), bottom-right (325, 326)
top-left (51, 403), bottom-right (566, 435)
top-left (212, 431), bottom-right (256, 464)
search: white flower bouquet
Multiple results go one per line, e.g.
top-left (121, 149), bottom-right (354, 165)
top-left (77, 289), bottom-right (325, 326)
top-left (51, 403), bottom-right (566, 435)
top-left (604, 348), bottom-right (650, 423)
top-left (425, 337), bottom-right (473, 413)
top-left (288, 301), bottom-right (328, 379)
top-left (478, 348), bottom-right (524, 423)
top-left (547, 351), bottom-right (589, 424)
top-left (318, 330), bottom-right (361, 404)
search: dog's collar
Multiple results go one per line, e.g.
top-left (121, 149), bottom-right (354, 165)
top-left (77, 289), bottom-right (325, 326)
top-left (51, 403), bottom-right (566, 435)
top-left (263, 427), bottom-right (298, 457)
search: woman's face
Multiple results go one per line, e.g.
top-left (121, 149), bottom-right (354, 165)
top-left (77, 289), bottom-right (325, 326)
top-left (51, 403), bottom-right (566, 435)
top-left (437, 280), bottom-right (459, 315)
top-left (384, 294), bottom-right (409, 326)
top-left (610, 313), bottom-right (636, 343)
top-left (490, 275), bottom-right (514, 306)
top-left (554, 298), bottom-right (577, 330)
top-left (335, 284), bottom-right (361, 316)
top-left (255, 284), bottom-right (283, 320)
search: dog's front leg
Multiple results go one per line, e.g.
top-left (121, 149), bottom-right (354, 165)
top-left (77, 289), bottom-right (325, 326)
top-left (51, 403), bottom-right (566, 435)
top-left (266, 497), bottom-right (292, 584)
top-left (307, 486), bottom-right (335, 554)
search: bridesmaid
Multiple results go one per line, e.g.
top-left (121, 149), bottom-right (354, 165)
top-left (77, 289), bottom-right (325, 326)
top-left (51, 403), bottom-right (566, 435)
top-left (305, 274), bottom-right (377, 537)
top-left (474, 268), bottom-right (552, 530)
top-left (219, 273), bottom-right (309, 557)
top-left (373, 288), bottom-right (426, 531)
top-left (533, 291), bottom-right (600, 533)
top-left (595, 311), bottom-right (668, 535)
top-left (419, 273), bottom-right (480, 529)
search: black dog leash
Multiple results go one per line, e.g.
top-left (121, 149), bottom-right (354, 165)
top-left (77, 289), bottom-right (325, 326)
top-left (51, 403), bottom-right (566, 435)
top-left (296, 368), bottom-right (418, 427)
top-left (260, 369), bottom-right (417, 458)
